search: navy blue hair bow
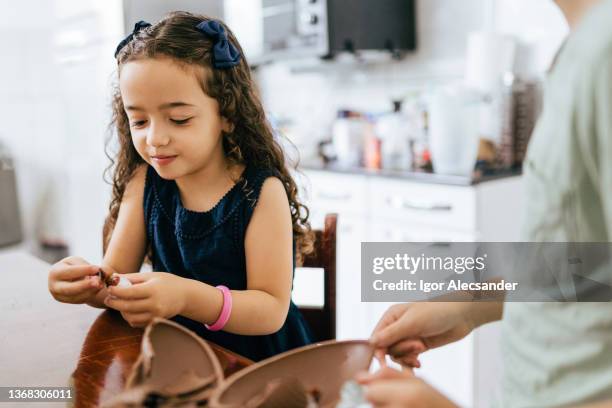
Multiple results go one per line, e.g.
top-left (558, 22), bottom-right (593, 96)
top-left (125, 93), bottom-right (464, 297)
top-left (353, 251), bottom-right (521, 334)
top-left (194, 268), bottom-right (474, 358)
top-left (195, 20), bottom-right (241, 69)
top-left (114, 20), bottom-right (151, 58)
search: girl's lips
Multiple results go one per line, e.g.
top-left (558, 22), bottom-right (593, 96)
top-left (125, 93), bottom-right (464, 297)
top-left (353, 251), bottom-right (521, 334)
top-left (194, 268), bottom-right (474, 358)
top-left (152, 155), bottom-right (177, 166)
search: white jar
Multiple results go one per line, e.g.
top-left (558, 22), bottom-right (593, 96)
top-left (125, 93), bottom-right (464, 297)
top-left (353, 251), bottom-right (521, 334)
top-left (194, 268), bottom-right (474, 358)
top-left (428, 86), bottom-right (482, 177)
top-left (332, 117), bottom-right (365, 168)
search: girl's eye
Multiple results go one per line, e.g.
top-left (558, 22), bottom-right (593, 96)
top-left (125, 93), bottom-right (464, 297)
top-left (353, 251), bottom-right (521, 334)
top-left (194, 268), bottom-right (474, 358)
top-left (171, 117), bottom-right (192, 125)
top-left (131, 120), bottom-right (147, 128)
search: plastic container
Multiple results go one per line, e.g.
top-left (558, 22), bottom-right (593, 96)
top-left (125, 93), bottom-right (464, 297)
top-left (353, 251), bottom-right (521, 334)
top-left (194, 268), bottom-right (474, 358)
top-left (428, 86), bottom-right (482, 177)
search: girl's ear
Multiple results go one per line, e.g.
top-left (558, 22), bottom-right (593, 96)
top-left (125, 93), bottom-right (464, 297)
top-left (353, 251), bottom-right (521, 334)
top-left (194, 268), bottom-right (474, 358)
top-left (221, 117), bottom-right (235, 133)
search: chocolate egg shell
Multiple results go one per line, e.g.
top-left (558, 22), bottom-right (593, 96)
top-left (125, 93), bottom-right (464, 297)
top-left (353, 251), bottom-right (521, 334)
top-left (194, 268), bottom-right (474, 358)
top-left (209, 340), bottom-right (374, 408)
top-left (97, 268), bottom-right (115, 287)
top-left (108, 274), bottom-right (121, 287)
top-left (97, 267), bottom-right (131, 287)
top-left (102, 318), bottom-right (223, 407)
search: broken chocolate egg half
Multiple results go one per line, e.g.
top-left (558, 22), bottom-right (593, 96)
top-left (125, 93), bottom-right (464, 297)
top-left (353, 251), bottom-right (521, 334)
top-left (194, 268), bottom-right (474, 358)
top-left (98, 267), bottom-right (132, 288)
top-left (209, 340), bottom-right (374, 408)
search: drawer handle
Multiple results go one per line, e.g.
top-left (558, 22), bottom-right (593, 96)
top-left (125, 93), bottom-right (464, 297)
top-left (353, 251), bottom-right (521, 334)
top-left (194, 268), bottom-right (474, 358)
top-left (317, 192), bottom-right (352, 201)
top-left (386, 197), bottom-right (452, 212)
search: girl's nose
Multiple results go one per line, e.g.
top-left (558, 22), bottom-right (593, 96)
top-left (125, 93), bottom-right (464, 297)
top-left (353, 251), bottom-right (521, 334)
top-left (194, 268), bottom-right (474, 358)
top-left (145, 122), bottom-right (170, 147)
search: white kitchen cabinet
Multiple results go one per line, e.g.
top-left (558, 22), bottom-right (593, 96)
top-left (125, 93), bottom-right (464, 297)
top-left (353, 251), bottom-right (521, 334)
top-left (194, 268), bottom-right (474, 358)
top-left (369, 178), bottom-right (477, 231)
top-left (369, 221), bottom-right (478, 243)
top-left (301, 170), bottom-right (369, 217)
top-left (299, 169), bottom-right (523, 407)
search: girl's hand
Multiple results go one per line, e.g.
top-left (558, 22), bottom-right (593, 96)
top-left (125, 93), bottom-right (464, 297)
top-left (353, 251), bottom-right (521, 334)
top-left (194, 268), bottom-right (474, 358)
top-left (48, 256), bottom-right (103, 304)
top-left (104, 272), bottom-right (187, 328)
top-left (356, 367), bottom-right (458, 408)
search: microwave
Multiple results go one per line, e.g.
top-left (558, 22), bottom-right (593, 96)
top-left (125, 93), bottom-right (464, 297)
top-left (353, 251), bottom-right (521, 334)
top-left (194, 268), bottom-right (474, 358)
top-left (227, 0), bottom-right (417, 63)
top-left (123, 0), bottom-right (417, 64)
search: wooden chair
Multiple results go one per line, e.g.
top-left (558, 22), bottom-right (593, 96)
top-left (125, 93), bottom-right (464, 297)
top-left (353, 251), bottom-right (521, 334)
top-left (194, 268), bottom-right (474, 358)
top-left (298, 213), bottom-right (338, 342)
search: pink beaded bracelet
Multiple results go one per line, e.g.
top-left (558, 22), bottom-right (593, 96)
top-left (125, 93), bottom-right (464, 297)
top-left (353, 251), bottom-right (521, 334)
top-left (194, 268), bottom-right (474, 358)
top-left (205, 285), bottom-right (232, 331)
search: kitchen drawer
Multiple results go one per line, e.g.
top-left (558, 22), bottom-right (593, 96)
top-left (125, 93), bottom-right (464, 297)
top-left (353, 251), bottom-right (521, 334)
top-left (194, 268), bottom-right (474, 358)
top-left (368, 221), bottom-right (477, 242)
top-left (301, 170), bottom-right (368, 216)
top-left (369, 178), bottom-right (477, 231)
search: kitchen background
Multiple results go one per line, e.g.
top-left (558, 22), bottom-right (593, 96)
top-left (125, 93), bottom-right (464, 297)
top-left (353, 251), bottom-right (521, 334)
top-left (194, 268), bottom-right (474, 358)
top-left (0, 1), bottom-right (568, 406)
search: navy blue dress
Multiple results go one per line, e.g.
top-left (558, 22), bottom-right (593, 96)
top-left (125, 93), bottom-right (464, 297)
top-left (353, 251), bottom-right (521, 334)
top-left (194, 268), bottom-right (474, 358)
top-left (143, 164), bottom-right (313, 361)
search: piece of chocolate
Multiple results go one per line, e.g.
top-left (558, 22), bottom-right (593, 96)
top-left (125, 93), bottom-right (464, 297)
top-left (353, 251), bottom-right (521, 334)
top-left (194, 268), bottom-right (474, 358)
top-left (97, 268), bottom-right (115, 287)
top-left (98, 268), bottom-right (131, 288)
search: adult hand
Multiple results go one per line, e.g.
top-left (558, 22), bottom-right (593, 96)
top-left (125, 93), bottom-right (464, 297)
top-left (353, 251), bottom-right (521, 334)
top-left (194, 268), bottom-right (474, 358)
top-left (370, 302), bottom-right (476, 367)
top-left (357, 367), bottom-right (458, 408)
top-left (104, 272), bottom-right (187, 327)
top-left (48, 256), bottom-right (103, 304)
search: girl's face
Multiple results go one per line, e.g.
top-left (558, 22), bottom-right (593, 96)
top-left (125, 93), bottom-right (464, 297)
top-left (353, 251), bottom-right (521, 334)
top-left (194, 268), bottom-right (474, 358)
top-left (119, 57), bottom-right (232, 179)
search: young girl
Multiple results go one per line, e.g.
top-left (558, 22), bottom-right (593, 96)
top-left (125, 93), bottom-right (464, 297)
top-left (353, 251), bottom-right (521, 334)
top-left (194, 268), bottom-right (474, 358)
top-left (48, 11), bottom-right (314, 361)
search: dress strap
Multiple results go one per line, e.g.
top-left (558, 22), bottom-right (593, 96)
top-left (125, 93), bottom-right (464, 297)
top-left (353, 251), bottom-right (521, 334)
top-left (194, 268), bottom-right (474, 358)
top-left (239, 166), bottom-right (279, 218)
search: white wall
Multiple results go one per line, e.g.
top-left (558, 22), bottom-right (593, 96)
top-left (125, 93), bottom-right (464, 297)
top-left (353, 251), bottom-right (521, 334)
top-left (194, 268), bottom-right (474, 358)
top-left (494, 0), bottom-right (568, 76)
top-left (0, 0), bottom-right (123, 263)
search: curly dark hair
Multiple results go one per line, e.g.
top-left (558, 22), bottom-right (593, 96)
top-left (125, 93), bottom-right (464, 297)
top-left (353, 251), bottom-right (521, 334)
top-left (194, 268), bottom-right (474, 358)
top-left (103, 11), bottom-right (313, 262)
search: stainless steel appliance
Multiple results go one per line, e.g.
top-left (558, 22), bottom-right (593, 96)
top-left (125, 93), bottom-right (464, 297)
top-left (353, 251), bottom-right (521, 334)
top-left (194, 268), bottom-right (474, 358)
top-left (243, 0), bottom-right (417, 61)
top-left (255, 0), bottom-right (330, 60)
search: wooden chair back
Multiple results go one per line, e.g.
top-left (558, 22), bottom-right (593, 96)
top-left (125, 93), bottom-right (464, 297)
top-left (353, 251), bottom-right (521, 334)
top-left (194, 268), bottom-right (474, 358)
top-left (298, 213), bottom-right (337, 342)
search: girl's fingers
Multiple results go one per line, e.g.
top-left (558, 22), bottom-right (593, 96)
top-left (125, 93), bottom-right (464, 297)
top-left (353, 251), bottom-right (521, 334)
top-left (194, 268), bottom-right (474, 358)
top-left (121, 273), bottom-right (151, 284)
top-left (53, 276), bottom-right (101, 296)
top-left (51, 264), bottom-right (100, 281)
top-left (121, 312), bottom-right (153, 328)
top-left (105, 296), bottom-right (152, 313)
top-left (107, 280), bottom-right (151, 300)
top-left (61, 256), bottom-right (90, 266)
top-left (55, 294), bottom-right (90, 304)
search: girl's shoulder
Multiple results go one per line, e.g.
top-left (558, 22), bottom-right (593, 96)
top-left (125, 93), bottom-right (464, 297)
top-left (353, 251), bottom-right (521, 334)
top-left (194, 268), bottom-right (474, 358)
top-left (124, 164), bottom-right (148, 202)
top-left (239, 165), bottom-right (284, 208)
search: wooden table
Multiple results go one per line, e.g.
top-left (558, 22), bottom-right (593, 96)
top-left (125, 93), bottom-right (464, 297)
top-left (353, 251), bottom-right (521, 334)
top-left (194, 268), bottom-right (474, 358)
top-left (0, 250), bottom-right (252, 407)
